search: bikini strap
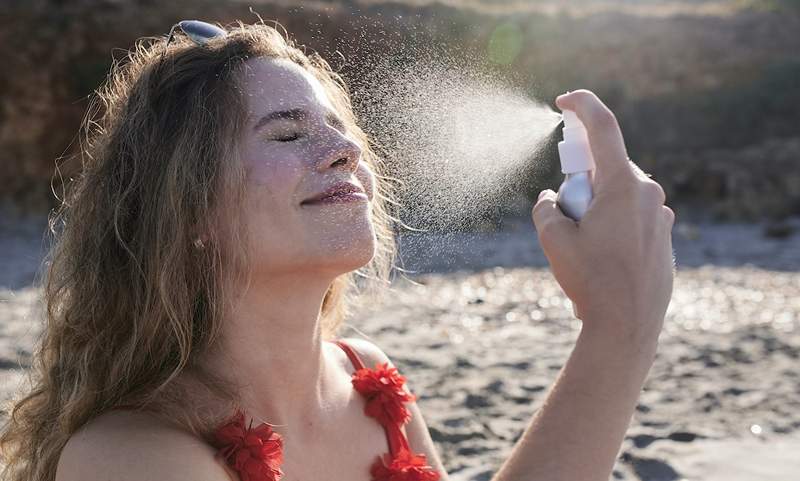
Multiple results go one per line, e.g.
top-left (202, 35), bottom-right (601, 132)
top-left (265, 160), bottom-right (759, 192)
top-left (331, 339), bottom-right (367, 370)
top-left (330, 339), bottom-right (412, 459)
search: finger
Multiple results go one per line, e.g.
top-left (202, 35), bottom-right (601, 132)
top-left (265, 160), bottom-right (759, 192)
top-left (663, 205), bottom-right (675, 227)
top-left (556, 90), bottom-right (634, 186)
top-left (532, 189), bottom-right (578, 255)
top-left (629, 159), bottom-right (653, 182)
top-left (572, 301), bottom-right (582, 320)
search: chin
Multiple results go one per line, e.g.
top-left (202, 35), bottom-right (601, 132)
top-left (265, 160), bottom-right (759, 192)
top-left (292, 211), bottom-right (374, 270)
top-left (334, 235), bottom-right (376, 271)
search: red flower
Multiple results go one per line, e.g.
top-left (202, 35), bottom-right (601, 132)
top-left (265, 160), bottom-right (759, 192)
top-left (352, 362), bottom-right (417, 426)
top-left (212, 410), bottom-right (284, 481)
top-left (370, 447), bottom-right (442, 481)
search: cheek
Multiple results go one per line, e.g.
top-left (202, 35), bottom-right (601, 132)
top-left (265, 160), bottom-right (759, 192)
top-left (245, 155), bottom-right (275, 185)
top-left (244, 149), bottom-right (300, 188)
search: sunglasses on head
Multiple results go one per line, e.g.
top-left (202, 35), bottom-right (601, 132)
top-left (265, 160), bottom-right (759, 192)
top-left (164, 20), bottom-right (227, 50)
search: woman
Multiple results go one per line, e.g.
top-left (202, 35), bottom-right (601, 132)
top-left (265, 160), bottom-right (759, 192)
top-left (0, 20), bottom-right (674, 481)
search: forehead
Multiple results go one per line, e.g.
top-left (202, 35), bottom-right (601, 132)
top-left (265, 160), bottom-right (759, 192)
top-left (239, 57), bottom-right (335, 117)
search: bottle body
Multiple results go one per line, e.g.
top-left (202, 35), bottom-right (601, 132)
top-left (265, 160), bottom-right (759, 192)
top-left (557, 171), bottom-right (593, 221)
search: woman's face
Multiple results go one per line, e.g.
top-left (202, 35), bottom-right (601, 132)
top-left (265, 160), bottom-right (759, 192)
top-left (232, 57), bottom-right (376, 278)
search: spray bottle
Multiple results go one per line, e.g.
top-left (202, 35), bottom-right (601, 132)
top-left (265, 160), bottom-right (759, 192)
top-left (556, 110), bottom-right (596, 221)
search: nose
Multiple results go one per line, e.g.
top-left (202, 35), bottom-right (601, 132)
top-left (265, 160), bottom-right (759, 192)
top-left (320, 135), bottom-right (362, 173)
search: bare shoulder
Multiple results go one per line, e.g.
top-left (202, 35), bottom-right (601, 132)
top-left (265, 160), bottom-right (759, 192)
top-left (56, 409), bottom-right (233, 481)
top-left (340, 337), bottom-right (451, 480)
top-left (340, 336), bottom-right (393, 367)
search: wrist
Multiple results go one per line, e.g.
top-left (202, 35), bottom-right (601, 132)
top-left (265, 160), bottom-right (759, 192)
top-left (577, 318), bottom-right (661, 365)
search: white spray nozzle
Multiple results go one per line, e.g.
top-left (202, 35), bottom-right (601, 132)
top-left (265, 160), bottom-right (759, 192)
top-left (557, 109), bottom-right (596, 174)
top-left (563, 110), bottom-right (581, 132)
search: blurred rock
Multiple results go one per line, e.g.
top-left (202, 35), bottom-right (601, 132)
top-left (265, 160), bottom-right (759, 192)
top-left (763, 220), bottom-right (795, 239)
top-left (661, 138), bottom-right (800, 223)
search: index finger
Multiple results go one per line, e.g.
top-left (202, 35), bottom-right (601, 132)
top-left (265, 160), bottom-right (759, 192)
top-left (555, 90), bottom-right (634, 186)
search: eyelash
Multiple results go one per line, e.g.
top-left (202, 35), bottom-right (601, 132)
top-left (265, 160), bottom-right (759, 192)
top-left (274, 132), bottom-right (302, 142)
top-left (270, 120), bottom-right (347, 143)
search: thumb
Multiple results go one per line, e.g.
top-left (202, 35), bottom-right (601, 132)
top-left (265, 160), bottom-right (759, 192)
top-left (532, 189), bottom-right (578, 259)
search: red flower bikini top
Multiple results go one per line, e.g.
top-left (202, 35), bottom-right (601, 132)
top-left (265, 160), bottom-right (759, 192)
top-left (211, 339), bottom-right (441, 481)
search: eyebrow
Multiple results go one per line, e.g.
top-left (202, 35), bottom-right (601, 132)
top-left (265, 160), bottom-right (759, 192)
top-left (253, 108), bottom-right (305, 131)
top-left (253, 108), bottom-right (346, 132)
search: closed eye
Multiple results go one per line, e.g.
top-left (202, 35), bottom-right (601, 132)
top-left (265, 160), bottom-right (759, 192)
top-left (274, 132), bottom-right (302, 142)
top-left (266, 111), bottom-right (346, 142)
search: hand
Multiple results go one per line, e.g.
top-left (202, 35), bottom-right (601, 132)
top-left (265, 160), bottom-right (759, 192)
top-left (532, 90), bottom-right (675, 343)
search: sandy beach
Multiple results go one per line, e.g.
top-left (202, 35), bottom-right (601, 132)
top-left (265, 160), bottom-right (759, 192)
top-left (2, 213), bottom-right (799, 480)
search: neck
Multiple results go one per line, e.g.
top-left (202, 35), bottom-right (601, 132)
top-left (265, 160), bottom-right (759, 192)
top-left (199, 271), bottom-right (349, 439)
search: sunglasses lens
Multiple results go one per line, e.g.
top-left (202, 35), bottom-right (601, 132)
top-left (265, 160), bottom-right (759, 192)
top-left (178, 20), bottom-right (227, 45)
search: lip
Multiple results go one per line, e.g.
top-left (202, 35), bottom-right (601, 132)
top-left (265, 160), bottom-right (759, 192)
top-left (302, 192), bottom-right (369, 206)
top-left (302, 182), bottom-right (368, 205)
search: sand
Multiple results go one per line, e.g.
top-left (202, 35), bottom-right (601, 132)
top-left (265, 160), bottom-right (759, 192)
top-left (1, 212), bottom-right (799, 480)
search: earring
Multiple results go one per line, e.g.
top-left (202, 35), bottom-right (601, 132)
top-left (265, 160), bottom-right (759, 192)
top-left (193, 237), bottom-right (206, 249)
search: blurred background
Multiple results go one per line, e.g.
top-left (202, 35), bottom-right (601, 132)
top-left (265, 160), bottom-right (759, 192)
top-left (2, 0), bottom-right (799, 226)
top-left (1, 1), bottom-right (800, 480)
